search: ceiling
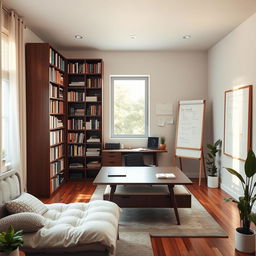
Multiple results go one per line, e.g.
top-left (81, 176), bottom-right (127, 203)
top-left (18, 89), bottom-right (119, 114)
top-left (3, 0), bottom-right (256, 51)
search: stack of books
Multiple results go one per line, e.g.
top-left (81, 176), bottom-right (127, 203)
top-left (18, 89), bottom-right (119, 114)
top-left (69, 81), bottom-right (85, 87)
top-left (86, 96), bottom-right (97, 102)
top-left (86, 148), bottom-right (100, 156)
top-left (69, 107), bottom-right (85, 116)
top-left (87, 136), bottom-right (100, 143)
top-left (69, 162), bottom-right (84, 169)
top-left (87, 160), bottom-right (101, 169)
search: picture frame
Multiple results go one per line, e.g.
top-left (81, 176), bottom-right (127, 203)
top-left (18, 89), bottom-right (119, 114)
top-left (224, 85), bottom-right (252, 161)
top-left (147, 137), bottom-right (159, 149)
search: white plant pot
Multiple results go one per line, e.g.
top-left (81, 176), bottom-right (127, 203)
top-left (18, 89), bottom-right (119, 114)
top-left (235, 228), bottom-right (255, 254)
top-left (207, 175), bottom-right (218, 188)
top-left (0, 248), bottom-right (19, 256)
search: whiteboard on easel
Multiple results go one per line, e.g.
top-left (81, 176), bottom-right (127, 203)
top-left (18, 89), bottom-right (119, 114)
top-left (175, 100), bottom-right (206, 159)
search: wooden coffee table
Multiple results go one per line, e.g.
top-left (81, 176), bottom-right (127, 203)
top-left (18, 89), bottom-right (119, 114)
top-left (93, 166), bottom-right (192, 225)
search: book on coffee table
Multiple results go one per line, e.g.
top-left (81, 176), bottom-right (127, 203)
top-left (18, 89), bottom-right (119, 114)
top-left (108, 169), bottom-right (127, 177)
top-left (156, 173), bottom-right (176, 179)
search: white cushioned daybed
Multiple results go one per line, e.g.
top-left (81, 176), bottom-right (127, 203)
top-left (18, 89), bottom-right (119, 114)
top-left (0, 170), bottom-right (120, 256)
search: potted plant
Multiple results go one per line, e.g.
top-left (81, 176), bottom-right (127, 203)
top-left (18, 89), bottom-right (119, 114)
top-left (159, 137), bottom-right (166, 150)
top-left (206, 139), bottom-right (221, 188)
top-left (0, 226), bottom-right (23, 256)
top-left (225, 149), bottom-right (256, 253)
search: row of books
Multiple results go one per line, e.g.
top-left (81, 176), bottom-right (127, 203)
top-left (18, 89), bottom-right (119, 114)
top-left (86, 63), bottom-right (102, 74)
top-left (87, 78), bottom-right (102, 88)
top-left (69, 81), bottom-right (85, 87)
top-left (50, 100), bottom-right (64, 114)
top-left (68, 145), bottom-right (85, 156)
top-left (50, 145), bottom-right (63, 162)
top-left (86, 105), bottom-right (101, 116)
top-left (67, 132), bottom-right (85, 143)
top-left (68, 62), bottom-right (85, 74)
top-left (86, 148), bottom-right (100, 156)
top-left (50, 116), bottom-right (63, 129)
top-left (49, 67), bottom-right (64, 85)
top-left (50, 173), bottom-right (64, 192)
top-left (49, 84), bottom-right (58, 98)
top-left (49, 48), bottom-right (65, 71)
top-left (67, 118), bottom-right (84, 130)
top-left (68, 91), bottom-right (85, 102)
top-left (86, 119), bottom-right (100, 130)
top-left (69, 107), bottom-right (85, 116)
top-left (50, 158), bottom-right (64, 178)
top-left (50, 130), bottom-right (63, 145)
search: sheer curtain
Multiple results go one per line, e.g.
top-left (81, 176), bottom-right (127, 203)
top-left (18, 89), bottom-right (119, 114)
top-left (0, 2), bottom-right (2, 169)
top-left (8, 10), bottom-right (26, 190)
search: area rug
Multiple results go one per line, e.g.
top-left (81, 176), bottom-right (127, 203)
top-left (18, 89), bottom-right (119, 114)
top-left (90, 185), bottom-right (227, 255)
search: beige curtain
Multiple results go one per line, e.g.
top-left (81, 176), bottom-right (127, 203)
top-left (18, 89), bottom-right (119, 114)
top-left (8, 10), bottom-right (26, 191)
top-left (0, 2), bottom-right (2, 169)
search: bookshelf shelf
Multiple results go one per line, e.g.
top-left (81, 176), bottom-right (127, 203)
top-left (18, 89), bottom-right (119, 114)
top-left (50, 81), bottom-right (65, 87)
top-left (50, 142), bottom-right (65, 148)
top-left (50, 127), bottom-right (64, 131)
top-left (50, 156), bottom-right (65, 164)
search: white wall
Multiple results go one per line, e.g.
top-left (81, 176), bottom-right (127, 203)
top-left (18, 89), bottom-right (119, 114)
top-left (208, 13), bottom-right (256, 199)
top-left (62, 50), bottom-right (208, 177)
top-left (24, 27), bottom-right (44, 44)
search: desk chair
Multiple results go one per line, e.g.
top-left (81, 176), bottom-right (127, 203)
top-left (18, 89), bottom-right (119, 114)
top-left (124, 153), bottom-right (147, 166)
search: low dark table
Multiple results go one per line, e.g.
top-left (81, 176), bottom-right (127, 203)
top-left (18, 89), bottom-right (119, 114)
top-left (93, 166), bottom-right (192, 225)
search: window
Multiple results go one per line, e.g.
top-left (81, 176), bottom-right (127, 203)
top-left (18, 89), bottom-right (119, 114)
top-left (111, 76), bottom-right (149, 138)
top-left (1, 15), bottom-right (10, 172)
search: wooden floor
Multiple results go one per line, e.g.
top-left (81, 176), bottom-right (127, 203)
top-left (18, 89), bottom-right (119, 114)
top-left (41, 179), bottom-right (255, 256)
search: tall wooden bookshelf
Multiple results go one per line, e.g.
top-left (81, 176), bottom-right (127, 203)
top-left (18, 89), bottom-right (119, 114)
top-left (26, 43), bottom-right (103, 197)
top-left (67, 59), bottom-right (103, 179)
top-left (26, 43), bottom-right (66, 197)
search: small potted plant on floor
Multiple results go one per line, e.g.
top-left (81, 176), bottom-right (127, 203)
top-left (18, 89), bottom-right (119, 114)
top-left (225, 149), bottom-right (256, 254)
top-left (159, 137), bottom-right (166, 150)
top-left (206, 139), bottom-right (221, 188)
top-left (0, 226), bottom-right (23, 256)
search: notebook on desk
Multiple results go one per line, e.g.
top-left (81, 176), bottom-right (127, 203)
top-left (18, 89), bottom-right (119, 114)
top-left (108, 169), bottom-right (127, 177)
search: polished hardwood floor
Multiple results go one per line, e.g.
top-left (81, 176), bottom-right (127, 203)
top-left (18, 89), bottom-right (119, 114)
top-left (41, 179), bottom-right (254, 256)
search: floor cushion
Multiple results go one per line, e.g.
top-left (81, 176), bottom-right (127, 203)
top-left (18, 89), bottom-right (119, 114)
top-left (22, 200), bottom-right (120, 256)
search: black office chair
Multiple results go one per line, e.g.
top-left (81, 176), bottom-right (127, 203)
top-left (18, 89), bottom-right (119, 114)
top-left (124, 153), bottom-right (147, 166)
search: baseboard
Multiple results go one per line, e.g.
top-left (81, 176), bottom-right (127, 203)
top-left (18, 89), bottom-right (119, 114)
top-left (220, 182), bottom-right (256, 212)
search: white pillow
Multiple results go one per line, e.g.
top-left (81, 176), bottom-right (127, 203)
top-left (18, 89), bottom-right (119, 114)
top-left (0, 212), bottom-right (45, 233)
top-left (6, 193), bottom-right (48, 215)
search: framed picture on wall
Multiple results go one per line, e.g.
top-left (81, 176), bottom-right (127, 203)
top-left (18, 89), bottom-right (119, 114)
top-left (224, 85), bottom-right (252, 161)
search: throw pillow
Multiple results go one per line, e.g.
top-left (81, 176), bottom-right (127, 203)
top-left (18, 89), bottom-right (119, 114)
top-left (6, 193), bottom-right (48, 215)
top-left (0, 212), bottom-right (45, 233)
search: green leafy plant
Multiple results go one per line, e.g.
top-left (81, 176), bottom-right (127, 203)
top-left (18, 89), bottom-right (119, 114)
top-left (206, 139), bottom-right (222, 176)
top-left (225, 149), bottom-right (256, 234)
top-left (160, 136), bottom-right (165, 144)
top-left (0, 226), bottom-right (23, 254)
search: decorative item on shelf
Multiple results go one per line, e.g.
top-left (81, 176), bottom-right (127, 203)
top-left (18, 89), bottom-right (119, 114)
top-left (206, 139), bottom-right (221, 188)
top-left (0, 226), bottom-right (23, 256)
top-left (147, 137), bottom-right (159, 149)
top-left (159, 136), bottom-right (166, 150)
top-left (224, 149), bottom-right (256, 254)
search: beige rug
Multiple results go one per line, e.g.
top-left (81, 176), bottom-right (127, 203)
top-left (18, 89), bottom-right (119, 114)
top-left (90, 185), bottom-right (227, 256)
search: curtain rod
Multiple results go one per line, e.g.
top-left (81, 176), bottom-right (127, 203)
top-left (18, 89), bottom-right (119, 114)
top-left (2, 5), bottom-right (10, 14)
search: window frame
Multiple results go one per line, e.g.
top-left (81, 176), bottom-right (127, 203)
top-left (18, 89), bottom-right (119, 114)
top-left (110, 75), bottom-right (149, 138)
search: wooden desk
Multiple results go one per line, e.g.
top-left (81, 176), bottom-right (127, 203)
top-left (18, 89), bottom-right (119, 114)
top-left (93, 166), bottom-right (192, 225)
top-left (102, 148), bottom-right (167, 166)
